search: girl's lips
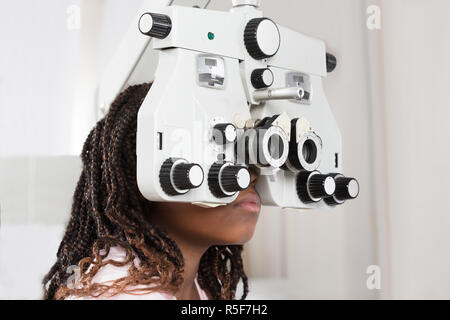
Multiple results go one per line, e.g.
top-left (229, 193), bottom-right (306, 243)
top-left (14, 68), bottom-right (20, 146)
top-left (233, 193), bottom-right (261, 213)
top-left (235, 201), bottom-right (261, 213)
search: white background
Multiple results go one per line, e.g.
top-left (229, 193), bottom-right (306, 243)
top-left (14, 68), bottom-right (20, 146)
top-left (1, 0), bottom-right (450, 299)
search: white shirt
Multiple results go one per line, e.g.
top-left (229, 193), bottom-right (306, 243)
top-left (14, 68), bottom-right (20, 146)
top-left (66, 246), bottom-right (209, 300)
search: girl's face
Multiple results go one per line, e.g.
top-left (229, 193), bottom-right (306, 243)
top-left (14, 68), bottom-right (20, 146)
top-left (148, 169), bottom-right (261, 246)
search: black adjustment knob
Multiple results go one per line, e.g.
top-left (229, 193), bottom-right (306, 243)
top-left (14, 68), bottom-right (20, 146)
top-left (251, 68), bottom-right (274, 89)
top-left (297, 171), bottom-right (335, 204)
top-left (159, 158), bottom-right (203, 196)
top-left (335, 176), bottom-right (359, 201)
top-left (324, 174), bottom-right (359, 206)
top-left (309, 174), bottom-right (336, 199)
top-left (244, 18), bottom-right (281, 60)
top-left (326, 53), bottom-right (337, 73)
top-left (212, 123), bottom-right (237, 145)
top-left (208, 162), bottom-right (251, 198)
top-left (139, 12), bottom-right (172, 39)
top-left (172, 163), bottom-right (204, 190)
top-left (221, 165), bottom-right (251, 193)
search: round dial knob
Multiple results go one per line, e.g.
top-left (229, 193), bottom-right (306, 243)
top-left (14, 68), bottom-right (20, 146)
top-left (251, 68), bottom-right (274, 89)
top-left (208, 162), bottom-right (251, 198)
top-left (244, 18), bottom-right (281, 60)
top-left (159, 158), bottom-right (204, 196)
top-left (139, 12), bottom-right (172, 39)
top-left (297, 171), bottom-right (336, 204)
top-left (335, 176), bottom-right (359, 200)
top-left (325, 174), bottom-right (359, 206)
top-left (309, 174), bottom-right (336, 199)
top-left (326, 53), bottom-right (337, 73)
top-left (172, 163), bottom-right (204, 190)
top-left (212, 123), bottom-right (237, 145)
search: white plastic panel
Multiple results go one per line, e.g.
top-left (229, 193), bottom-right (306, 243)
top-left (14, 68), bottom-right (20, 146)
top-left (97, 0), bottom-right (211, 117)
top-left (137, 48), bottom-right (251, 204)
top-left (151, 6), bottom-right (326, 76)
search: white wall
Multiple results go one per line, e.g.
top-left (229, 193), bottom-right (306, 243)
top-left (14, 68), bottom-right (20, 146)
top-left (0, 157), bottom-right (80, 299)
top-left (0, 0), bottom-right (143, 299)
top-left (0, 0), bottom-right (80, 156)
top-left (370, 0), bottom-right (450, 299)
top-left (0, 0), bottom-right (143, 157)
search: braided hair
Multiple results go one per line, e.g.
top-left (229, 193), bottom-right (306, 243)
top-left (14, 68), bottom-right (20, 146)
top-left (42, 83), bottom-right (249, 300)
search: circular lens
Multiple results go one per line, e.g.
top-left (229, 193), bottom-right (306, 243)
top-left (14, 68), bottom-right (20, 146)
top-left (254, 126), bottom-right (289, 168)
top-left (289, 132), bottom-right (322, 172)
top-left (268, 134), bottom-right (285, 160)
top-left (302, 139), bottom-right (318, 164)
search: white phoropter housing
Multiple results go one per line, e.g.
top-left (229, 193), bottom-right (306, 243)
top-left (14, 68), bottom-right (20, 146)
top-left (98, 0), bottom-right (359, 209)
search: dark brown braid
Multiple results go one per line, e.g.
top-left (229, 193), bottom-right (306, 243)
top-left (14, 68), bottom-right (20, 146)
top-left (42, 82), bottom-right (249, 300)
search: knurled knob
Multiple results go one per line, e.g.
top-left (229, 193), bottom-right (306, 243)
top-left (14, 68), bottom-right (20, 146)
top-left (208, 162), bottom-right (251, 198)
top-left (326, 53), bottom-right (337, 73)
top-left (172, 163), bottom-right (204, 190)
top-left (324, 174), bottom-right (360, 206)
top-left (334, 176), bottom-right (359, 200)
top-left (212, 123), bottom-right (237, 145)
top-left (159, 158), bottom-right (203, 196)
top-left (309, 174), bottom-right (336, 199)
top-left (139, 12), bottom-right (172, 39)
top-left (244, 18), bottom-right (281, 60)
top-left (251, 68), bottom-right (274, 89)
top-left (297, 171), bottom-right (335, 204)
top-left (221, 165), bottom-right (251, 193)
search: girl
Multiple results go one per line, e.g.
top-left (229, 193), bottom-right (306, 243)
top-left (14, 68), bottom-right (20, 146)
top-left (42, 82), bottom-right (261, 300)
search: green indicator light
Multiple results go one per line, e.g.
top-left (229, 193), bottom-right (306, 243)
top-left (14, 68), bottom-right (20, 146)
top-left (208, 32), bottom-right (215, 40)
